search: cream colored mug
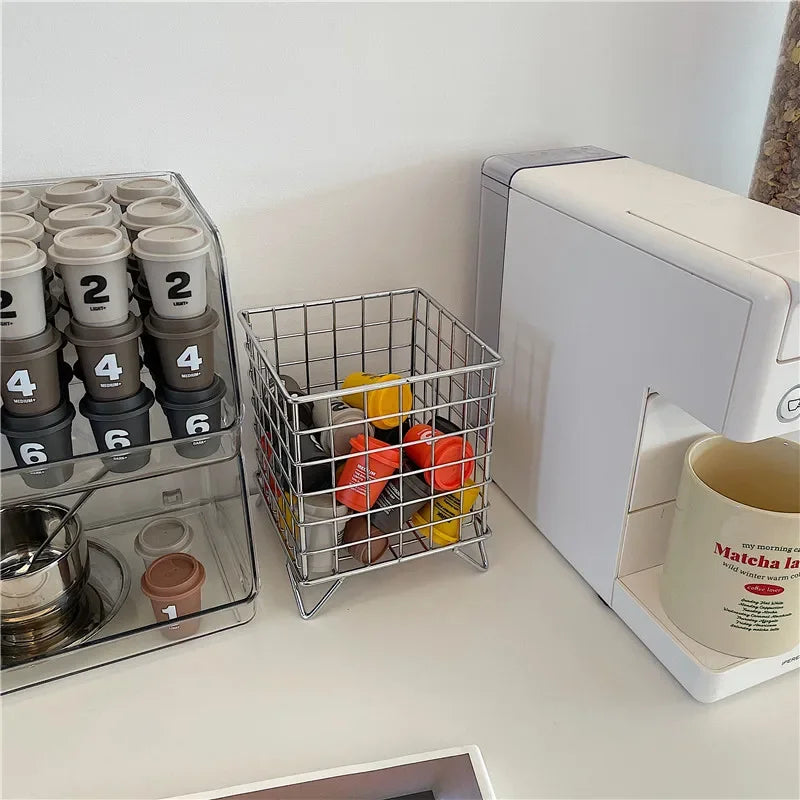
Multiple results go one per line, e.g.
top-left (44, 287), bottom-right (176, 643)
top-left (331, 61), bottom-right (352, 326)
top-left (661, 435), bottom-right (800, 659)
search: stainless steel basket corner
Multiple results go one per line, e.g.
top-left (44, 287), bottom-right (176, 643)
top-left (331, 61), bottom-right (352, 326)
top-left (238, 287), bottom-right (502, 619)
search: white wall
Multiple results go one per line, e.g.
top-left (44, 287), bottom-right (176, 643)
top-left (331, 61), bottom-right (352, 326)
top-left (2, 2), bottom-right (787, 323)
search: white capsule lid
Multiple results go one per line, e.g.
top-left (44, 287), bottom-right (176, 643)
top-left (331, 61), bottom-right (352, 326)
top-left (0, 236), bottom-right (47, 278)
top-left (0, 213), bottom-right (44, 243)
top-left (50, 225), bottom-right (130, 265)
top-left (0, 188), bottom-right (38, 216)
top-left (134, 517), bottom-right (194, 559)
top-left (122, 196), bottom-right (193, 232)
top-left (44, 202), bottom-right (120, 235)
top-left (133, 224), bottom-right (209, 261)
top-left (41, 178), bottom-right (110, 210)
top-left (112, 177), bottom-right (178, 207)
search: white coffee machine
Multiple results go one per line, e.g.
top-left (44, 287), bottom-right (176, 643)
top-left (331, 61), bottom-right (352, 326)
top-left (476, 147), bottom-right (800, 702)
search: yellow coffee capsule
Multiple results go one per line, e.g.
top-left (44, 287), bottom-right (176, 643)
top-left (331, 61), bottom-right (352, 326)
top-left (411, 480), bottom-right (481, 546)
top-left (276, 491), bottom-right (298, 544)
top-left (341, 372), bottom-right (413, 430)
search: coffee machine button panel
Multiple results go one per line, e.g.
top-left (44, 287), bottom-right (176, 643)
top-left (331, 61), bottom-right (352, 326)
top-left (777, 385), bottom-right (800, 423)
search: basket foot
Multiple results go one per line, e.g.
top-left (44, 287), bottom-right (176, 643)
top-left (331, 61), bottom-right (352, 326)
top-left (286, 562), bottom-right (345, 620)
top-left (454, 536), bottom-right (489, 571)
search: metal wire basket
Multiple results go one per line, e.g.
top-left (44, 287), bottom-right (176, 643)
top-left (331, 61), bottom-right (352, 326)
top-left (239, 288), bottom-right (502, 617)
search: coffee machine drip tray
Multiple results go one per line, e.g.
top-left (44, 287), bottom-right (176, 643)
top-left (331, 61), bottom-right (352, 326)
top-left (614, 567), bottom-right (799, 702)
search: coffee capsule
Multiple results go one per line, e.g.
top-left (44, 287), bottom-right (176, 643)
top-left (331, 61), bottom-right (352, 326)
top-left (144, 307), bottom-right (219, 391)
top-left (112, 178), bottom-right (178, 212)
top-left (79, 384), bottom-right (154, 473)
top-left (50, 226), bottom-right (130, 327)
top-left (0, 237), bottom-right (47, 340)
top-left (156, 375), bottom-right (226, 459)
top-left (66, 313), bottom-right (142, 401)
top-left (1, 399), bottom-right (76, 488)
top-left (141, 553), bottom-right (205, 640)
top-left (0, 324), bottom-right (63, 416)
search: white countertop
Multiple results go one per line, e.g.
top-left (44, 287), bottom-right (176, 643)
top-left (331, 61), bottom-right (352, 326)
top-left (2, 488), bottom-right (799, 799)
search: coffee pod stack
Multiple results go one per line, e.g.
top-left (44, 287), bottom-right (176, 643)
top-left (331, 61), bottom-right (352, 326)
top-left (114, 179), bottom-right (181, 286)
top-left (42, 202), bottom-right (121, 268)
top-left (0, 212), bottom-right (45, 250)
top-left (122, 197), bottom-right (195, 376)
top-left (121, 194), bottom-right (193, 287)
top-left (49, 225), bottom-right (154, 473)
top-left (0, 212), bottom-right (53, 308)
top-left (112, 177), bottom-right (179, 214)
top-left (43, 205), bottom-right (127, 325)
top-left (0, 212), bottom-right (66, 372)
top-left (39, 178), bottom-right (111, 217)
top-left (1, 210), bottom-right (46, 272)
top-left (0, 236), bottom-right (75, 488)
top-left (1, 187), bottom-right (39, 218)
top-left (135, 225), bottom-right (225, 459)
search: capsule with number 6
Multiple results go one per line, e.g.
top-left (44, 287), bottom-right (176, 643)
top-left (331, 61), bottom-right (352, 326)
top-left (79, 384), bottom-right (154, 473)
top-left (1, 398), bottom-right (76, 488)
top-left (156, 375), bottom-right (226, 459)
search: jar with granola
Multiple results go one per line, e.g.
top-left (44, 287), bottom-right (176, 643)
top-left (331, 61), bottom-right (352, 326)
top-left (750, 2), bottom-right (800, 214)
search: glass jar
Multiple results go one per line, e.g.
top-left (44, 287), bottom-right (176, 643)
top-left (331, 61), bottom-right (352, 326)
top-left (750, 2), bottom-right (800, 214)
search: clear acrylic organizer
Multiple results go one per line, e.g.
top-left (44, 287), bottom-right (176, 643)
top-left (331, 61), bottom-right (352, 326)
top-left (0, 172), bottom-right (258, 693)
top-left (1, 456), bottom-right (257, 693)
top-left (239, 289), bottom-right (502, 618)
top-left (1, 173), bottom-right (243, 503)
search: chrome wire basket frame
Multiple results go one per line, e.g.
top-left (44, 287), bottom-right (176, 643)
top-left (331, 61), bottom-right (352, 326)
top-left (239, 288), bottom-right (502, 618)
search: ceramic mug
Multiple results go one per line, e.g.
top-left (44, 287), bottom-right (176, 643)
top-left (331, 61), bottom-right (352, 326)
top-left (661, 435), bottom-right (800, 659)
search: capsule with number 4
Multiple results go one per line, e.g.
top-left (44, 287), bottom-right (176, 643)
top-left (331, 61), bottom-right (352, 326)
top-left (144, 307), bottom-right (219, 392)
top-left (66, 313), bottom-right (143, 401)
top-left (0, 324), bottom-right (63, 416)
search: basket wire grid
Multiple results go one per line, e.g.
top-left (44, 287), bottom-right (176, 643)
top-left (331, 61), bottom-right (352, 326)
top-left (239, 288), bottom-right (502, 618)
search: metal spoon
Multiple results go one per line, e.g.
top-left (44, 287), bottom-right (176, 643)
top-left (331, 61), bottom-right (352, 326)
top-left (2, 465), bottom-right (110, 578)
